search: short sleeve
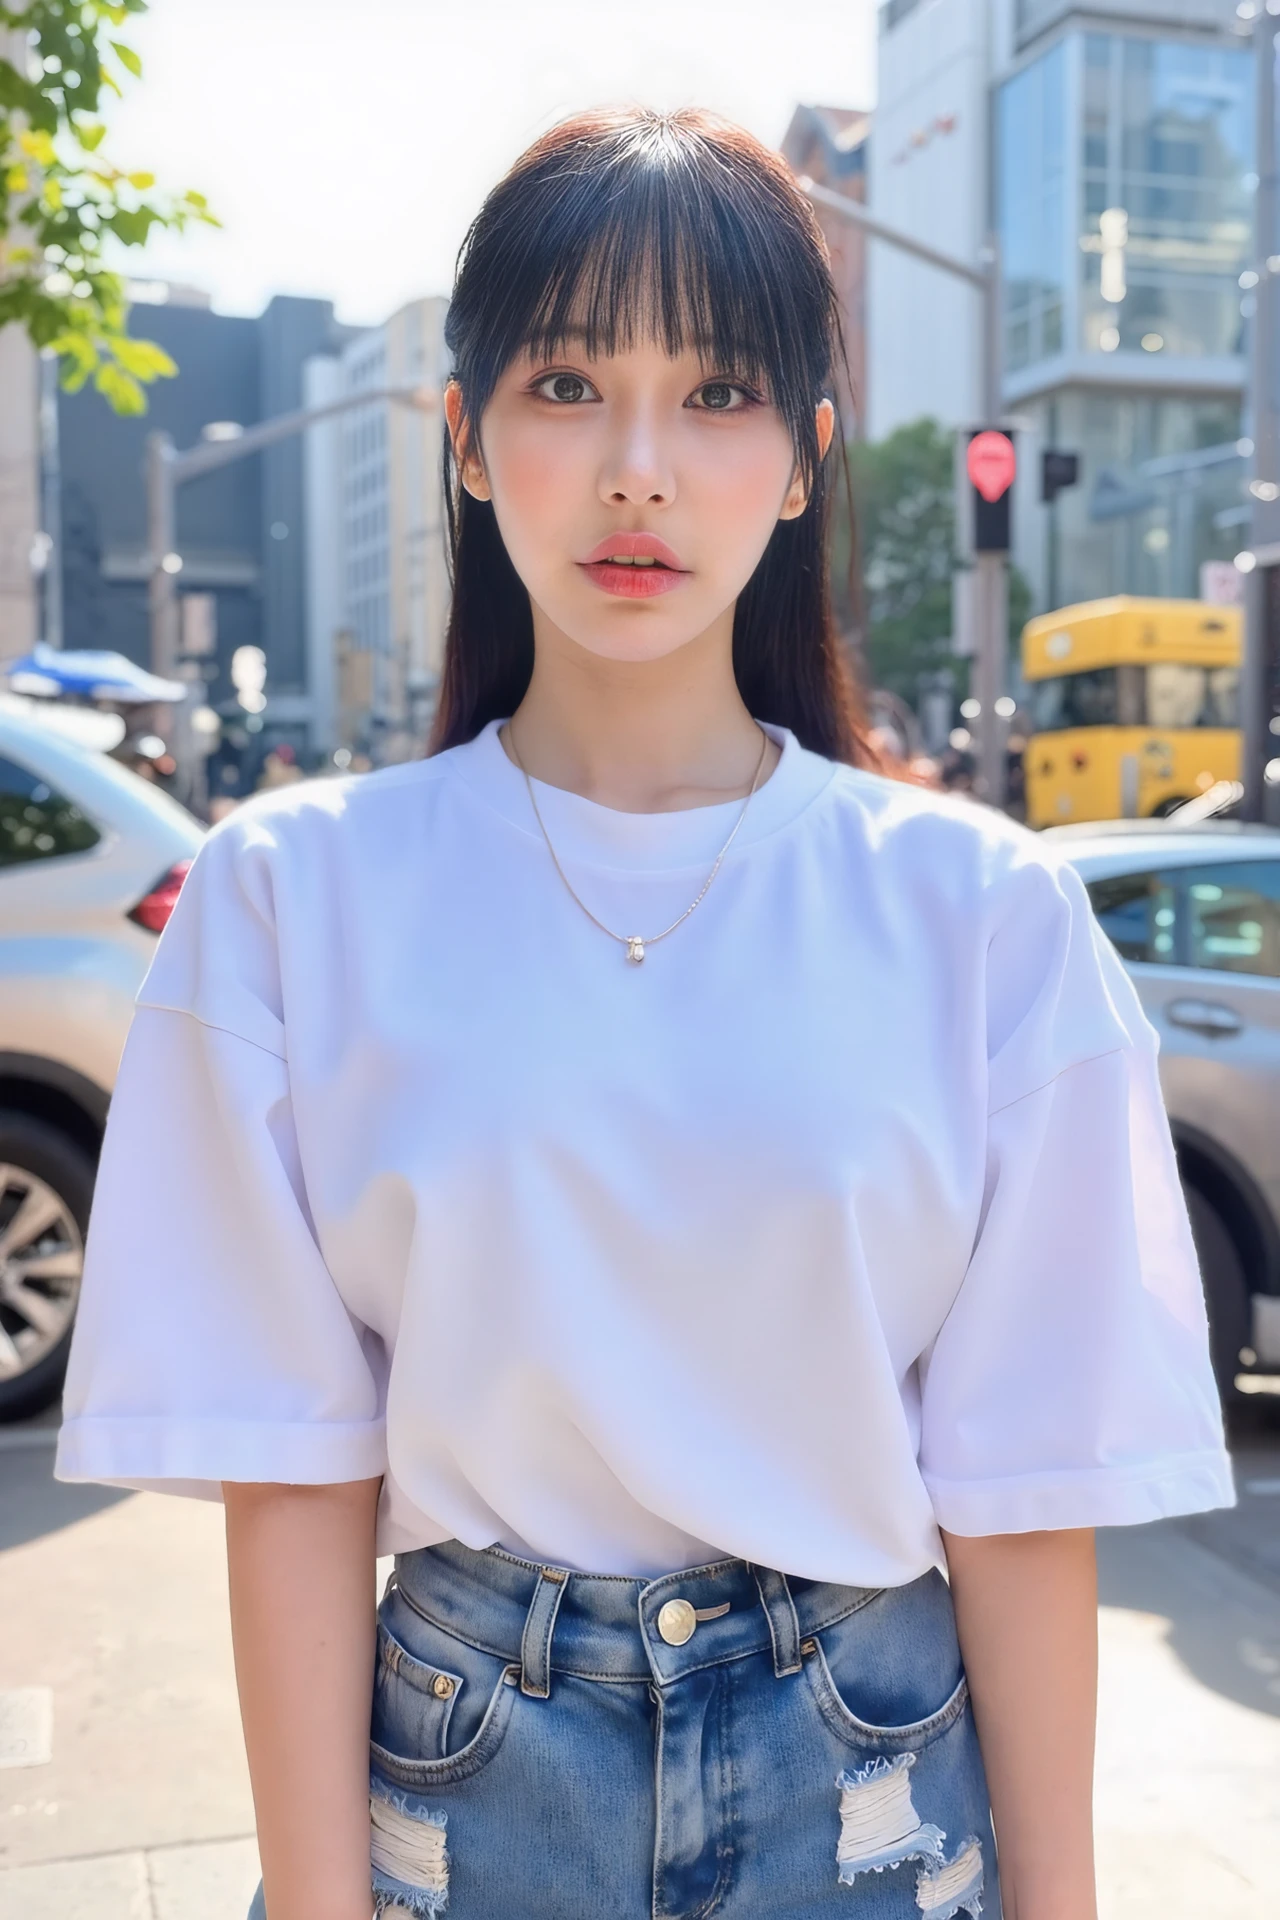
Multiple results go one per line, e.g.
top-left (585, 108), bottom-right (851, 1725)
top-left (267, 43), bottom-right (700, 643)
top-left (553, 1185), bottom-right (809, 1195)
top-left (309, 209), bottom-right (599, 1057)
top-left (56, 813), bottom-right (386, 1499)
top-left (918, 850), bottom-right (1234, 1535)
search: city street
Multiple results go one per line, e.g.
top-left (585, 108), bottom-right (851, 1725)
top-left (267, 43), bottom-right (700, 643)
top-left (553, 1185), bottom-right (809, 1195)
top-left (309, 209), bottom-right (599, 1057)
top-left (1, 1399), bottom-right (1278, 1920)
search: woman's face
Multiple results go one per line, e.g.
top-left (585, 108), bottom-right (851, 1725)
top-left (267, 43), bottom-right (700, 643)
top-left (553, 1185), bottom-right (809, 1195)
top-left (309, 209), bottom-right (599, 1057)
top-left (446, 340), bottom-right (833, 664)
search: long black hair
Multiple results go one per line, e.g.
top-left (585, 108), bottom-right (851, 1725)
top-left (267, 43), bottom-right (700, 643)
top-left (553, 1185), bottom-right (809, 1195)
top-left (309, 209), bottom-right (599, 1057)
top-left (431, 106), bottom-right (874, 766)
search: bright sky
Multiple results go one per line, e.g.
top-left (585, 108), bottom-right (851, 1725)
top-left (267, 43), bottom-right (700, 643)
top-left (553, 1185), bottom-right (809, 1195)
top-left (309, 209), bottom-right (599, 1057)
top-left (104, 0), bottom-right (876, 326)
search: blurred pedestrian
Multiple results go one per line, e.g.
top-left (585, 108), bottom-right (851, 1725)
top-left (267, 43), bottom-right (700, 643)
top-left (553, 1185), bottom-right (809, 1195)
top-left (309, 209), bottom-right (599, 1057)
top-left (58, 108), bottom-right (1230, 1920)
top-left (256, 743), bottom-right (304, 791)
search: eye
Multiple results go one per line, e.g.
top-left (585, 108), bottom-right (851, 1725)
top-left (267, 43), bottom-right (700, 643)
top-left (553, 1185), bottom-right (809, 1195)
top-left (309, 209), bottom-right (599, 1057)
top-left (532, 371), bottom-right (599, 404)
top-left (687, 379), bottom-right (752, 413)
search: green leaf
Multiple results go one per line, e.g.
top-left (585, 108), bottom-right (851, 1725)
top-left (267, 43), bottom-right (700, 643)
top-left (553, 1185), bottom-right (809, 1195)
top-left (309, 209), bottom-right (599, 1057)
top-left (76, 122), bottom-right (108, 152)
top-left (94, 359), bottom-right (147, 414)
top-left (19, 129), bottom-right (57, 167)
top-left (183, 188), bottom-right (208, 209)
top-left (110, 333), bottom-right (176, 380)
top-left (42, 178), bottom-right (62, 212)
top-left (106, 204), bottom-right (156, 246)
top-left (4, 164), bottom-right (28, 193)
top-left (50, 330), bottom-right (100, 375)
top-left (126, 169), bottom-right (155, 189)
top-left (110, 41), bottom-right (142, 78)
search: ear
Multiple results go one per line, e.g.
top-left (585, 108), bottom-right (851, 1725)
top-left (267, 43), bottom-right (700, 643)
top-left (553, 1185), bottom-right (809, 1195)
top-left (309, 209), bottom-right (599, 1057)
top-left (445, 380), bottom-right (491, 501)
top-left (778, 398), bottom-right (837, 521)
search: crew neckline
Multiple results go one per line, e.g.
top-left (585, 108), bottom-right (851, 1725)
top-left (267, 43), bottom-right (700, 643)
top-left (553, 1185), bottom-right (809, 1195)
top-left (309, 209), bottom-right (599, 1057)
top-left (448, 719), bottom-right (838, 874)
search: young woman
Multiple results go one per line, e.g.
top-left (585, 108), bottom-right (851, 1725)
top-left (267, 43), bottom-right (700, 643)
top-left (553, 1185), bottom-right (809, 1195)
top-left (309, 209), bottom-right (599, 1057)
top-left (58, 109), bottom-right (1231, 1920)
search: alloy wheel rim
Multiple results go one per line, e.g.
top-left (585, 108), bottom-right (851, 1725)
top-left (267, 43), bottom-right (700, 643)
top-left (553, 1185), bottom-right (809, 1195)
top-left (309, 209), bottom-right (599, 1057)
top-left (0, 1164), bottom-right (83, 1379)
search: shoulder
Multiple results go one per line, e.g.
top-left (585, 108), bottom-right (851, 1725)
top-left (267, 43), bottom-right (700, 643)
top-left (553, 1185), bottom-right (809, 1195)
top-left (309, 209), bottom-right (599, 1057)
top-left (811, 763), bottom-right (1144, 1090)
top-left (187, 756), bottom-right (459, 902)
top-left (816, 761), bottom-right (1084, 928)
top-left (208, 756), bottom-right (450, 858)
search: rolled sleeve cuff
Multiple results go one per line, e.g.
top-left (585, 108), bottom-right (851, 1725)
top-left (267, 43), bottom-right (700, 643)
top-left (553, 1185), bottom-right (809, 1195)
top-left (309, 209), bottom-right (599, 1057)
top-left (923, 1448), bottom-right (1236, 1536)
top-left (55, 1415), bottom-right (388, 1497)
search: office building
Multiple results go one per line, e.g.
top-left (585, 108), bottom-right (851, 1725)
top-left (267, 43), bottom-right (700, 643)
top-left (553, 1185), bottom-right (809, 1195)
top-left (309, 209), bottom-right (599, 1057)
top-left (869, 0), bottom-right (1250, 609)
top-left (303, 297), bottom-right (450, 763)
top-left (54, 285), bottom-right (359, 769)
top-left (781, 105), bottom-right (873, 432)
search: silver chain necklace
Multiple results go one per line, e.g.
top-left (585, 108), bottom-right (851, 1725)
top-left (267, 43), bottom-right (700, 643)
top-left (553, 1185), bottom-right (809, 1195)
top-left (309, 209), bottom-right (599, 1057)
top-left (506, 723), bottom-right (770, 964)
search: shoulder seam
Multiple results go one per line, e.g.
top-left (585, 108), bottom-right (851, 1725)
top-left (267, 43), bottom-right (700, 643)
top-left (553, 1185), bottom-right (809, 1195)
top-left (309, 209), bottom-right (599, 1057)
top-left (134, 998), bottom-right (287, 1063)
top-left (986, 1044), bottom-right (1128, 1119)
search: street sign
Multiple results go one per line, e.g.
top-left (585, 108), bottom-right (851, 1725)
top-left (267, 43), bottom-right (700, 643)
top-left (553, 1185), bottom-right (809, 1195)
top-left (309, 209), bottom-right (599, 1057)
top-left (1041, 448), bottom-right (1080, 504)
top-left (1200, 560), bottom-right (1243, 606)
top-left (181, 592), bottom-right (217, 658)
top-left (967, 428), bottom-right (1015, 552)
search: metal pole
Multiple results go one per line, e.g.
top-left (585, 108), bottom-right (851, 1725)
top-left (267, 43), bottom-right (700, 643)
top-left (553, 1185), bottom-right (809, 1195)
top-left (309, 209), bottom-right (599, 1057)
top-left (146, 429), bottom-right (178, 680)
top-left (171, 382), bottom-right (437, 485)
top-left (1244, 7), bottom-right (1280, 822)
top-left (799, 178), bottom-right (990, 289)
top-left (798, 178), bottom-right (1008, 805)
top-left (973, 231), bottom-right (1008, 808)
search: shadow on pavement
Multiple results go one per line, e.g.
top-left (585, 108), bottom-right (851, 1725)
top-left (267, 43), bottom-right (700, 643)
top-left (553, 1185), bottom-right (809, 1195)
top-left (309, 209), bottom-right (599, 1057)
top-left (0, 1443), bottom-right (130, 1551)
top-left (1098, 1396), bottom-right (1280, 1720)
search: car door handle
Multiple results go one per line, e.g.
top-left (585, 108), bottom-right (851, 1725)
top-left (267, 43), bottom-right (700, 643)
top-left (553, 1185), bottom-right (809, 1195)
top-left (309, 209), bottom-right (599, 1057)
top-left (1165, 997), bottom-right (1243, 1038)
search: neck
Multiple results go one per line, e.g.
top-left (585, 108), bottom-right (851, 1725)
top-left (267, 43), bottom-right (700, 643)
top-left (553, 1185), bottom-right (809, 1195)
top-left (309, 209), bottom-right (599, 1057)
top-left (505, 609), bottom-right (773, 813)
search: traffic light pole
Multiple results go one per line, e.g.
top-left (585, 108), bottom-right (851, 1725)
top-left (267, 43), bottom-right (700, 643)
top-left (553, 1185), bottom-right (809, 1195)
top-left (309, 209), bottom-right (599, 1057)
top-left (973, 236), bottom-right (1008, 807)
top-left (799, 179), bottom-right (1008, 803)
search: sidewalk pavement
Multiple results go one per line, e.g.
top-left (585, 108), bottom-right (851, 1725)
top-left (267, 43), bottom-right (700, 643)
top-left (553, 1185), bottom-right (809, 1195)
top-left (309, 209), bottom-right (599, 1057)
top-left (2, 1419), bottom-right (1278, 1918)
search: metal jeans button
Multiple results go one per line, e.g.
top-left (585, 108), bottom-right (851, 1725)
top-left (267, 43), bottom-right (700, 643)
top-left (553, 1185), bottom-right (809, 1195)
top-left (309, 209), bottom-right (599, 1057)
top-left (431, 1672), bottom-right (456, 1698)
top-left (657, 1597), bottom-right (697, 1646)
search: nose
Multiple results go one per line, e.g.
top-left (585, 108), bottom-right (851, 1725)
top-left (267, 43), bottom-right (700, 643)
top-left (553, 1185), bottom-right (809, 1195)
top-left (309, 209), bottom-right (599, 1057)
top-left (598, 401), bottom-right (675, 509)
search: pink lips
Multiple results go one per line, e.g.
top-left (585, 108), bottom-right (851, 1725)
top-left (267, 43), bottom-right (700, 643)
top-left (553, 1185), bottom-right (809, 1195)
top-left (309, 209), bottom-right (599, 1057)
top-left (578, 532), bottom-right (690, 599)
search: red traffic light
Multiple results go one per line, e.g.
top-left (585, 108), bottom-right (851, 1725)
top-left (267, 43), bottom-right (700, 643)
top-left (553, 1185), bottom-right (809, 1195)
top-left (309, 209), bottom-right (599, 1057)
top-left (967, 430), bottom-right (1017, 502)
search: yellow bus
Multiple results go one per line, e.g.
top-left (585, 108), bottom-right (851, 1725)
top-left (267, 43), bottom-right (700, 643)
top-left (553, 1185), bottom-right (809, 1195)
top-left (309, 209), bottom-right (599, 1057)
top-left (1021, 595), bottom-right (1241, 828)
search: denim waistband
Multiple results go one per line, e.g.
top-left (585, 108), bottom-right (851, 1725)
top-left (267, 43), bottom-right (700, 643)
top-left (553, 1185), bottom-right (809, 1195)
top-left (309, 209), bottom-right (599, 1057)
top-left (391, 1540), bottom-right (886, 1694)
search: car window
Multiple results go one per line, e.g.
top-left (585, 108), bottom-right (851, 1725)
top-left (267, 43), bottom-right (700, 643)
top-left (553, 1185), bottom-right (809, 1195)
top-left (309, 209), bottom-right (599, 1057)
top-left (1145, 663), bottom-right (1240, 730)
top-left (1180, 862), bottom-right (1280, 979)
top-left (0, 754), bottom-right (101, 869)
top-left (1085, 868), bottom-right (1177, 964)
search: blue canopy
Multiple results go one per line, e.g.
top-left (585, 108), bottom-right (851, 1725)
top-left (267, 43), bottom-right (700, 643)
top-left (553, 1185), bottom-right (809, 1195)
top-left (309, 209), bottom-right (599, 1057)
top-left (4, 643), bottom-right (187, 706)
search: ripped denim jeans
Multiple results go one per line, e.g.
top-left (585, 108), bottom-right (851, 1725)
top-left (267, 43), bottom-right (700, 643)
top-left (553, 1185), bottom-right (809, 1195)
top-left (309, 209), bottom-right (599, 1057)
top-left (247, 1540), bottom-right (997, 1920)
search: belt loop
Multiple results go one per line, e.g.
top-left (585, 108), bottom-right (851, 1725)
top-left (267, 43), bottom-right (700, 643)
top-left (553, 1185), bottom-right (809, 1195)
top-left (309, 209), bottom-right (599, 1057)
top-left (519, 1565), bottom-right (568, 1699)
top-left (752, 1565), bottom-right (802, 1677)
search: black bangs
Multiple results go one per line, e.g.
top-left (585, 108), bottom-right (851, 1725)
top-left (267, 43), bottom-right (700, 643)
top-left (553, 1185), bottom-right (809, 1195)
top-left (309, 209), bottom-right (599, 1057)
top-left (444, 111), bottom-right (838, 478)
top-left (431, 107), bottom-right (877, 771)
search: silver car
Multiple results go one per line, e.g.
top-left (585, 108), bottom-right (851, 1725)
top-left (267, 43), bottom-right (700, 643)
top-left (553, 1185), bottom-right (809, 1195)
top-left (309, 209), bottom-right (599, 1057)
top-left (1052, 819), bottom-right (1280, 1398)
top-left (0, 701), bottom-right (203, 1418)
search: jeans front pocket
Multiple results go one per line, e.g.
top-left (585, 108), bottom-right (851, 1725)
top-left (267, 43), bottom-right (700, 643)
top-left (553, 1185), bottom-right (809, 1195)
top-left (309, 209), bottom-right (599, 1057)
top-left (802, 1570), bottom-right (969, 1754)
top-left (370, 1588), bottom-right (520, 1787)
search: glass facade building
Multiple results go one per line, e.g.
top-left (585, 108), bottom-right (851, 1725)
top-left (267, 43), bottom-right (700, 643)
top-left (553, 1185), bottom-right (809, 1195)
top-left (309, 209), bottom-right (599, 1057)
top-left (997, 23), bottom-right (1252, 606)
top-left (1081, 34), bottom-right (1251, 359)
top-left (1000, 43), bottom-right (1067, 374)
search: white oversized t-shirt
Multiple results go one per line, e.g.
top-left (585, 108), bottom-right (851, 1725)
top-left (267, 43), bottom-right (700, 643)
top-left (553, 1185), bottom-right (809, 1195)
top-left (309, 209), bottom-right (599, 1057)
top-left (57, 722), bottom-right (1233, 1581)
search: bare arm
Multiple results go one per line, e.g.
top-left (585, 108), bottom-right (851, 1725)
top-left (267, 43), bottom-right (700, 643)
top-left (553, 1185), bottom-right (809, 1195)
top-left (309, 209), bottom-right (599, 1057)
top-left (941, 1527), bottom-right (1098, 1920)
top-left (224, 1479), bottom-right (381, 1920)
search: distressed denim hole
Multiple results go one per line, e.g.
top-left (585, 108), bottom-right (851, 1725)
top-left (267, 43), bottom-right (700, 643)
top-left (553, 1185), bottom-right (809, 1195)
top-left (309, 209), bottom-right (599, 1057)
top-left (370, 1790), bottom-right (449, 1917)
top-left (916, 1836), bottom-right (984, 1919)
top-left (835, 1753), bottom-right (946, 1884)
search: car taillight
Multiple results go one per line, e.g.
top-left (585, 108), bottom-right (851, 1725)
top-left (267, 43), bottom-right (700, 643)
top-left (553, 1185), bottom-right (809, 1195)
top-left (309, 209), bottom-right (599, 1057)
top-left (128, 859), bottom-right (193, 934)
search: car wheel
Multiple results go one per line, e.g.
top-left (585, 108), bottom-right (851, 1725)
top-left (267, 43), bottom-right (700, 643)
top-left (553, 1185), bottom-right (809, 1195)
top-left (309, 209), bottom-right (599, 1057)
top-left (1185, 1184), bottom-right (1251, 1405)
top-left (0, 1113), bottom-right (94, 1423)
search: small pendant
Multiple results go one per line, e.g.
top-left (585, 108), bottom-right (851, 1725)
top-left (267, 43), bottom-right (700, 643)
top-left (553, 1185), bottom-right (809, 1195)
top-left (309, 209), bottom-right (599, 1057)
top-left (626, 936), bottom-right (646, 965)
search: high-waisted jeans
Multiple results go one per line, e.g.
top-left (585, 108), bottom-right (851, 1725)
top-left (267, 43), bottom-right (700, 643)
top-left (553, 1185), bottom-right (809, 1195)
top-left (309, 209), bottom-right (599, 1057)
top-left (248, 1540), bottom-right (997, 1920)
